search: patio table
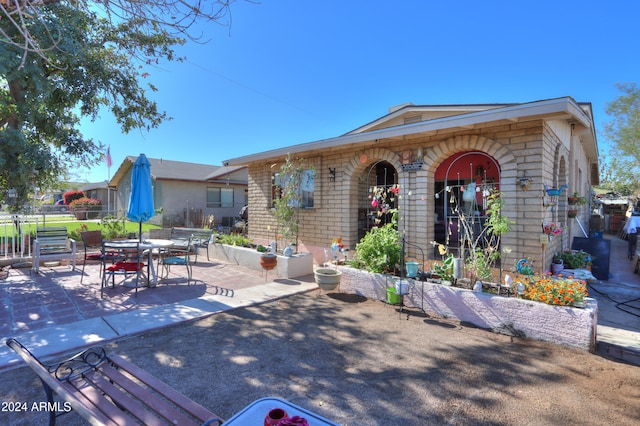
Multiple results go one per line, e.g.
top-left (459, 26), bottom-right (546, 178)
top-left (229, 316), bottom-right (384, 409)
top-left (223, 397), bottom-right (339, 425)
top-left (108, 239), bottom-right (175, 287)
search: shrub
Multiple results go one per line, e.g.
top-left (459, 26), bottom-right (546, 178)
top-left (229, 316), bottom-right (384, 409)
top-left (355, 222), bottom-right (401, 273)
top-left (101, 215), bottom-right (127, 239)
top-left (63, 190), bottom-right (85, 205)
top-left (68, 197), bottom-right (101, 209)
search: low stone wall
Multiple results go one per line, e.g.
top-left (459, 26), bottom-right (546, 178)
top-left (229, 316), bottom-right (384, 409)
top-left (210, 243), bottom-right (313, 279)
top-left (339, 266), bottom-right (598, 352)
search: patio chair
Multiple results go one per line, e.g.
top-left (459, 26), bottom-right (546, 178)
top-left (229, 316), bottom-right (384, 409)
top-left (101, 241), bottom-right (145, 297)
top-left (80, 230), bottom-right (105, 283)
top-left (160, 236), bottom-right (193, 284)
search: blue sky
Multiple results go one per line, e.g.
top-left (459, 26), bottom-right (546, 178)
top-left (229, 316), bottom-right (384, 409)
top-left (79, 0), bottom-right (639, 182)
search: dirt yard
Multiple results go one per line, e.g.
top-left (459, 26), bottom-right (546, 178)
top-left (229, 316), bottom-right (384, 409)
top-left (1, 292), bottom-right (639, 425)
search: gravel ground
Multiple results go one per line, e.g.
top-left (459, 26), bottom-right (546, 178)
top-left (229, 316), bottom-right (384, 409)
top-left (1, 292), bottom-right (639, 425)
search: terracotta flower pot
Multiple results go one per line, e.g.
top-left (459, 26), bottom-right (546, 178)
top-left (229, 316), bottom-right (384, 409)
top-left (260, 254), bottom-right (277, 271)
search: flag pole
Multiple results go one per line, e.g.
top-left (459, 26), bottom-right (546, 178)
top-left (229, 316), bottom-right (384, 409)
top-left (106, 146), bottom-right (112, 215)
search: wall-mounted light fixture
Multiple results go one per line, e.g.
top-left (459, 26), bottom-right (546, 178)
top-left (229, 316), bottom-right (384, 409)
top-left (518, 177), bottom-right (532, 191)
top-left (328, 168), bottom-right (336, 182)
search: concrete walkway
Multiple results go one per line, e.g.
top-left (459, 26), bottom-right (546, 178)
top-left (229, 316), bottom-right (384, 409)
top-left (0, 257), bottom-right (318, 369)
top-left (1, 234), bottom-right (640, 370)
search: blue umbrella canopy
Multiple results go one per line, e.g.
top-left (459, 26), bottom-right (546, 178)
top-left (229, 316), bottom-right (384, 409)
top-left (127, 154), bottom-right (154, 238)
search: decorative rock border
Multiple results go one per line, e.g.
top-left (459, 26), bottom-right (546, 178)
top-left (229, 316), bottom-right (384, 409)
top-left (338, 266), bottom-right (598, 352)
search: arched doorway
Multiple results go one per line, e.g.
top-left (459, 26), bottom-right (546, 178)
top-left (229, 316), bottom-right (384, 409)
top-left (357, 161), bottom-right (399, 241)
top-left (433, 151), bottom-right (500, 256)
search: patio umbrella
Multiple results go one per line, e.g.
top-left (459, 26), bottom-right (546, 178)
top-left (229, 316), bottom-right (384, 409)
top-left (126, 154), bottom-right (154, 241)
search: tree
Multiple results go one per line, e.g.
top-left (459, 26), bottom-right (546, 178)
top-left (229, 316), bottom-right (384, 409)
top-left (600, 83), bottom-right (640, 196)
top-left (0, 1), bottom-right (239, 210)
top-left (273, 154), bottom-right (306, 249)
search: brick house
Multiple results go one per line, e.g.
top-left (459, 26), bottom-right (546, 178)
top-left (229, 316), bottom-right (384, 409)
top-left (224, 97), bottom-right (599, 273)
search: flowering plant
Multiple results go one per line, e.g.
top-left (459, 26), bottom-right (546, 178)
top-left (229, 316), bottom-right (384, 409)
top-left (519, 273), bottom-right (588, 306)
top-left (543, 223), bottom-right (563, 235)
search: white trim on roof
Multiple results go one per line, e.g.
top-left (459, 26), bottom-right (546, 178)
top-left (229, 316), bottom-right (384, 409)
top-left (224, 97), bottom-right (593, 166)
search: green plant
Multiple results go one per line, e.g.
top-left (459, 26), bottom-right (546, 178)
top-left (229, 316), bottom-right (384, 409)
top-left (457, 190), bottom-right (512, 282)
top-left (272, 154), bottom-right (314, 248)
top-left (100, 215), bottom-right (127, 239)
top-left (434, 253), bottom-right (455, 282)
top-left (218, 233), bottom-right (251, 247)
top-left (256, 244), bottom-right (268, 253)
top-left (557, 250), bottom-right (593, 269)
top-left (355, 216), bottom-right (401, 273)
top-left (465, 249), bottom-right (492, 282)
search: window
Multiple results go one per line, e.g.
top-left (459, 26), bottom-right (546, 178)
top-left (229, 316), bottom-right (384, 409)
top-left (272, 169), bottom-right (315, 208)
top-left (207, 187), bottom-right (234, 208)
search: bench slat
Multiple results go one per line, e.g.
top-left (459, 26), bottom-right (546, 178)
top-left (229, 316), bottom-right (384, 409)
top-left (97, 363), bottom-right (197, 426)
top-left (86, 369), bottom-right (177, 426)
top-left (63, 378), bottom-right (133, 426)
top-left (108, 354), bottom-right (221, 424)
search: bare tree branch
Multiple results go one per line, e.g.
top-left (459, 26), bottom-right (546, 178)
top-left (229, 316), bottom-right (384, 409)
top-left (1, 0), bottom-right (244, 69)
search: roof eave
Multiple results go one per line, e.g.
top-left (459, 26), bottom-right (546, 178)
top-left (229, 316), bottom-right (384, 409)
top-left (224, 97), bottom-right (593, 166)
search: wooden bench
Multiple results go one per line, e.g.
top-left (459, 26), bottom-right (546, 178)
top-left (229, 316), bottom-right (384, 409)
top-left (6, 338), bottom-right (224, 426)
top-left (170, 227), bottom-right (214, 263)
top-left (33, 226), bottom-right (77, 273)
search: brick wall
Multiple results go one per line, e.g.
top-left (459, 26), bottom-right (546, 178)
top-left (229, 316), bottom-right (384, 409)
top-left (245, 119), bottom-right (591, 275)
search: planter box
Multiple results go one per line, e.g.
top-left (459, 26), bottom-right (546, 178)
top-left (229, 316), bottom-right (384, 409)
top-left (210, 243), bottom-right (313, 279)
top-left (339, 266), bottom-right (598, 352)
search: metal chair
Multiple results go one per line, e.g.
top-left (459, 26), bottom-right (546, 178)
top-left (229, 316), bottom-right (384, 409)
top-left (101, 241), bottom-right (145, 297)
top-left (80, 231), bottom-right (105, 283)
top-left (160, 236), bottom-right (193, 284)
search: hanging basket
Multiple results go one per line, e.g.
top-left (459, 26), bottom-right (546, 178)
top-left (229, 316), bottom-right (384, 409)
top-left (568, 210), bottom-right (578, 218)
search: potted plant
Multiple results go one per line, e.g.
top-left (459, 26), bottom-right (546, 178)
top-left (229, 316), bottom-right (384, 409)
top-left (552, 253), bottom-right (564, 274)
top-left (543, 223), bottom-right (563, 242)
top-left (568, 192), bottom-right (587, 205)
top-left (68, 197), bottom-right (101, 220)
top-left (567, 209), bottom-right (578, 218)
top-left (557, 250), bottom-right (593, 270)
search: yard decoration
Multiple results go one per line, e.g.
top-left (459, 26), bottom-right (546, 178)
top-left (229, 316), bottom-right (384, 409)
top-left (544, 184), bottom-right (568, 197)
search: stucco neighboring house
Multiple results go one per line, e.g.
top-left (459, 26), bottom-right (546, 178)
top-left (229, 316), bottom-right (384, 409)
top-left (109, 156), bottom-right (248, 228)
top-left (224, 97), bottom-right (600, 273)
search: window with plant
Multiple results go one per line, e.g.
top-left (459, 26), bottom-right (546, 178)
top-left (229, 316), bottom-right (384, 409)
top-left (271, 154), bottom-right (315, 248)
